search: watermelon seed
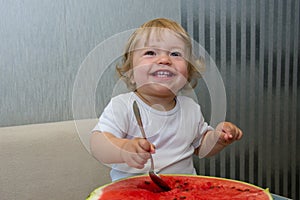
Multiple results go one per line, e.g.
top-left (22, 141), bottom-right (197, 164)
top-left (180, 196), bottom-right (186, 199)
top-left (144, 181), bottom-right (151, 185)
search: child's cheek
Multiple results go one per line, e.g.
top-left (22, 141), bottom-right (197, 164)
top-left (133, 65), bottom-right (150, 87)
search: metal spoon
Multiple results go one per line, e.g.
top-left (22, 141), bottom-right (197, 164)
top-left (132, 101), bottom-right (171, 191)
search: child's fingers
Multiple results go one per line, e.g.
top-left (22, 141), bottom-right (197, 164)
top-left (128, 157), bottom-right (146, 169)
top-left (133, 153), bottom-right (149, 167)
top-left (127, 150), bottom-right (150, 169)
top-left (221, 128), bottom-right (233, 140)
top-left (230, 127), bottom-right (243, 140)
top-left (130, 139), bottom-right (155, 169)
top-left (222, 124), bottom-right (243, 141)
top-left (121, 149), bottom-right (147, 169)
top-left (225, 133), bottom-right (232, 140)
top-left (220, 131), bottom-right (240, 144)
top-left (121, 138), bottom-right (153, 169)
top-left (138, 138), bottom-right (155, 153)
top-left (233, 128), bottom-right (242, 140)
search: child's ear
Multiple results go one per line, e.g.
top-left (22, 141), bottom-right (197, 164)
top-left (128, 74), bottom-right (137, 91)
top-left (129, 73), bottom-right (136, 85)
top-left (130, 76), bottom-right (135, 84)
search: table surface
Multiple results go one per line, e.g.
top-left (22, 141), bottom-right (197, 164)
top-left (271, 194), bottom-right (292, 200)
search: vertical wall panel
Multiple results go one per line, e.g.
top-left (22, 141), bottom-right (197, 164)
top-left (257, 0), bottom-right (264, 188)
top-left (248, 0), bottom-right (256, 184)
top-left (282, 2), bottom-right (292, 197)
top-left (181, 0), bottom-right (299, 199)
top-left (229, 0), bottom-right (238, 179)
top-left (266, 0), bottom-right (274, 192)
top-left (219, 0), bottom-right (227, 178)
top-left (291, 1), bottom-right (299, 198)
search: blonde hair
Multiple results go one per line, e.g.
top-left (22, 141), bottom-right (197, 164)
top-left (116, 18), bottom-right (203, 91)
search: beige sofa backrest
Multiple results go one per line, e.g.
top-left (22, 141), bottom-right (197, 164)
top-left (0, 120), bottom-right (111, 200)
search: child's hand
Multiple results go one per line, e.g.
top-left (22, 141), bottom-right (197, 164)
top-left (120, 138), bottom-right (155, 169)
top-left (216, 122), bottom-right (243, 146)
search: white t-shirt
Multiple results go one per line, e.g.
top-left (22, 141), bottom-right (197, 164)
top-left (93, 92), bottom-right (212, 181)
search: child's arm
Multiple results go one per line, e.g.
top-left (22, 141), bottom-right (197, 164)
top-left (196, 122), bottom-right (243, 158)
top-left (90, 131), bottom-right (155, 169)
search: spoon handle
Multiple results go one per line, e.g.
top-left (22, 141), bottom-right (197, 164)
top-left (132, 101), bottom-right (155, 170)
top-left (132, 101), bottom-right (147, 139)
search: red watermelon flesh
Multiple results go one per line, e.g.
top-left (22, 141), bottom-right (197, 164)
top-left (87, 175), bottom-right (273, 200)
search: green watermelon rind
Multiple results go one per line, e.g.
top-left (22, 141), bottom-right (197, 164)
top-left (86, 174), bottom-right (273, 200)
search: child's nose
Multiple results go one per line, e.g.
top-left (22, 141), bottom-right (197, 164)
top-left (157, 54), bottom-right (172, 65)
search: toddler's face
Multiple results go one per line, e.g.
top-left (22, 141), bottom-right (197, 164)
top-left (132, 29), bottom-right (189, 97)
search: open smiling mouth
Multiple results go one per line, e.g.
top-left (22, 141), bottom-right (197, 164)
top-left (151, 70), bottom-right (175, 78)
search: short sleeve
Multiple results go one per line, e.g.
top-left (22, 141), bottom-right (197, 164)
top-left (192, 107), bottom-right (214, 149)
top-left (92, 97), bottom-right (130, 138)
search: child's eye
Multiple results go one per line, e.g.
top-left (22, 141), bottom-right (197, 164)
top-left (144, 50), bottom-right (156, 56)
top-left (170, 51), bottom-right (182, 57)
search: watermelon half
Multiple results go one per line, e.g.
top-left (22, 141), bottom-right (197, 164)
top-left (87, 175), bottom-right (273, 200)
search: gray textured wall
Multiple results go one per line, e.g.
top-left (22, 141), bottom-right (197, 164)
top-left (181, 0), bottom-right (299, 199)
top-left (0, 0), bottom-right (180, 127)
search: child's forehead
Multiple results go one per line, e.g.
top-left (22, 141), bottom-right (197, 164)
top-left (133, 28), bottom-right (185, 49)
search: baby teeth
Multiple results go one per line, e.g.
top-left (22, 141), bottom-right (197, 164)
top-left (155, 71), bottom-right (173, 77)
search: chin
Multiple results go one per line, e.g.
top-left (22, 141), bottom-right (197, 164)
top-left (136, 82), bottom-right (184, 97)
top-left (151, 87), bottom-right (179, 98)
